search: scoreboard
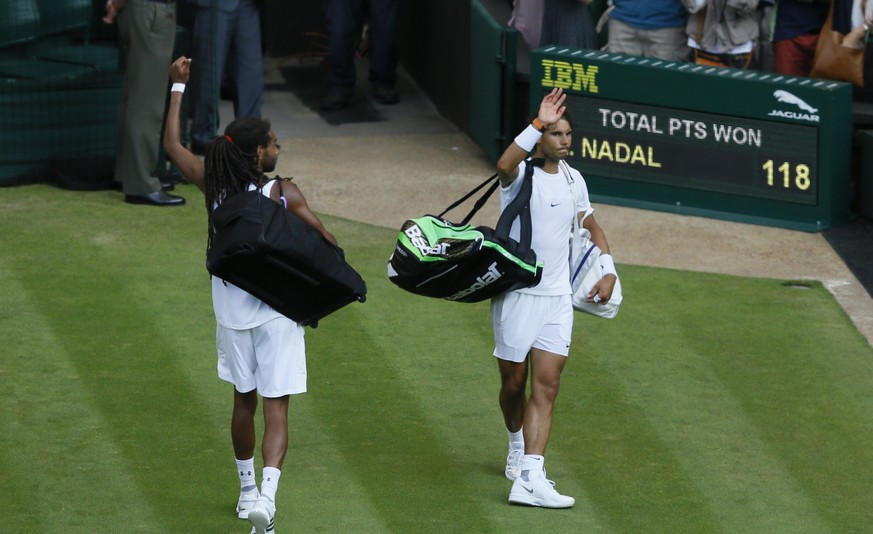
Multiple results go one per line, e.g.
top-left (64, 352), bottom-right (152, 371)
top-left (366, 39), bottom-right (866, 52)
top-left (530, 48), bottom-right (854, 231)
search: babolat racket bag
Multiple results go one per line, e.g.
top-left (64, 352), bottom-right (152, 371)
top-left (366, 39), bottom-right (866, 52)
top-left (386, 160), bottom-right (542, 302)
top-left (207, 179), bottom-right (367, 327)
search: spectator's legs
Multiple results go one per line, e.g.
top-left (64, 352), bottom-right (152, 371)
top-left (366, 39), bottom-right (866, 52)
top-left (229, 0), bottom-right (264, 119)
top-left (115, 0), bottom-right (175, 196)
top-left (641, 26), bottom-right (690, 62)
top-left (773, 34), bottom-right (819, 77)
top-left (326, 0), bottom-right (364, 96)
top-left (190, 6), bottom-right (234, 149)
top-left (605, 18), bottom-right (644, 56)
top-left (366, 0), bottom-right (398, 89)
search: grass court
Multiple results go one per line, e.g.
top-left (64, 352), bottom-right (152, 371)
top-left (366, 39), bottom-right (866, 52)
top-left (2, 184), bottom-right (872, 532)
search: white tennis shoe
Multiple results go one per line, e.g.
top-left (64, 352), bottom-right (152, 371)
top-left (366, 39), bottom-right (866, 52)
top-left (508, 470), bottom-right (575, 508)
top-left (248, 495), bottom-right (276, 534)
top-left (236, 489), bottom-right (259, 519)
top-left (505, 448), bottom-right (523, 480)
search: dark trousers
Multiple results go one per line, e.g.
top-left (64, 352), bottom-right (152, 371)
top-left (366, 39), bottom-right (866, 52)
top-left (189, 0), bottom-right (264, 147)
top-left (326, 0), bottom-right (398, 95)
top-left (116, 0), bottom-right (176, 195)
top-left (773, 33), bottom-right (819, 77)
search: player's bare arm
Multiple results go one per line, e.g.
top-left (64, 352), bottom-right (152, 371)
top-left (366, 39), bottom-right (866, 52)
top-left (583, 214), bottom-right (617, 302)
top-left (496, 88), bottom-right (567, 186)
top-left (163, 56), bottom-right (206, 192)
top-left (583, 213), bottom-right (611, 256)
top-left (278, 181), bottom-right (338, 245)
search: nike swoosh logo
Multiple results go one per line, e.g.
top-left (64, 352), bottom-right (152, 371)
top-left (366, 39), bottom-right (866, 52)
top-left (520, 483), bottom-right (534, 494)
top-left (550, 202), bottom-right (561, 207)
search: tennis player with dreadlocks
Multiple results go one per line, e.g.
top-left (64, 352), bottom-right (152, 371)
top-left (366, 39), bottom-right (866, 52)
top-left (163, 56), bottom-right (336, 534)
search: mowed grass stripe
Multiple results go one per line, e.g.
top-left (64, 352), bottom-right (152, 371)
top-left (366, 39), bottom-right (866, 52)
top-left (303, 240), bottom-right (502, 532)
top-left (0, 259), bottom-right (164, 532)
top-left (562, 278), bottom-right (829, 532)
top-left (673, 273), bottom-right (873, 531)
top-left (1, 187), bottom-right (234, 531)
top-left (566, 268), bottom-right (873, 532)
top-left (677, 275), bottom-right (873, 530)
top-left (556, 308), bottom-right (724, 533)
top-left (280, 393), bottom-right (392, 532)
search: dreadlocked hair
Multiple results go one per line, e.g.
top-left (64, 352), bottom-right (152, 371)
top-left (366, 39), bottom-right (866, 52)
top-left (203, 117), bottom-right (273, 251)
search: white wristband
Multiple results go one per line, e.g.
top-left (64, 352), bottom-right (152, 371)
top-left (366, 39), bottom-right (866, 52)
top-left (513, 124), bottom-right (542, 153)
top-left (171, 83), bottom-right (186, 94)
top-left (599, 254), bottom-right (617, 277)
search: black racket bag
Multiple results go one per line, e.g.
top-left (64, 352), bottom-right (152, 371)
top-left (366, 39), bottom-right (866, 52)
top-left (207, 183), bottom-right (367, 327)
top-left (387, 160), bottom-right (542, 302)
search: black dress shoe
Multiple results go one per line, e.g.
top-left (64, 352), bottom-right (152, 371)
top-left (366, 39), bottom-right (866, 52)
top-left (372, 85), bottom-right (399, 105)
top-left (124, 191), bottom-right (186, 206)
top-left (320, 91), bottom-right (354, 111)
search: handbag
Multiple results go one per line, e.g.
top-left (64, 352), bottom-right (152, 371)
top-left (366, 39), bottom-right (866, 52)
top-left (810, 0), bottom-right (866, 87)
top-left (206, 179), bottom-right (367, 328)
top-left (386, 160), bottom-right (543, 302)
top-left (564, 162), bottom-right (622, 319)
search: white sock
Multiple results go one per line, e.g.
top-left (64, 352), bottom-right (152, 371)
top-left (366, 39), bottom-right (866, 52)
top-left (236, 457), bottom-right (257, 493)
top-left (260, 466), bottom-right (281, 502)
top-left (520, 454), bottom-right (544, 481)
top-left (508, 428), bottom-right (524, 451)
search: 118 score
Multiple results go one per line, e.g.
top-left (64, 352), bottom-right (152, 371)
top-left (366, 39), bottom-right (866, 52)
top-left (762, 160), bottom-right (812, 192)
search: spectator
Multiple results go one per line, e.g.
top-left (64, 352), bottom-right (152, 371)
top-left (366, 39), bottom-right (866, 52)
top-left (606, 0), bottom-right (691, 61)
top-left (683, 0), bottom-right (762, 68)
top-left (757, 0), bottom-right (776, 71)
top-left (321, 0), bottom-right (400, 110)
top-left (842, 15), bottom-right (873, 49)
top-left (188, 0), bottom-right (265, 155)
top-left (510, 0), bottom-right (598, 50)
top-left (104, 0), bottom-right (185, 206)
top-left (771, 0), bottom-right (829, 76)
top-left (832, 0), bottom-right (873, 49)
top-left (541, 0), bottom-right (598, 49)
top-left (509, 0), bottom-right (544, 49)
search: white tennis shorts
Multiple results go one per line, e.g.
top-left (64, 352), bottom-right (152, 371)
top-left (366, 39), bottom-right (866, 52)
top-left (216, 316), bottom-right (307, 397)
top-left (491, 291), bottom-right (573, 362)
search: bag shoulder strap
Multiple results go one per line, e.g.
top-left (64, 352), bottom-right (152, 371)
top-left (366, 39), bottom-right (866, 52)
top-left (436, 159), bottom-right (537, 253)
top-left (494, 158), bottom-right (538, 254)
top-left (438, 172), bottom-right (500, 225)
top-left (563, 160), bottom-right (595, 267)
